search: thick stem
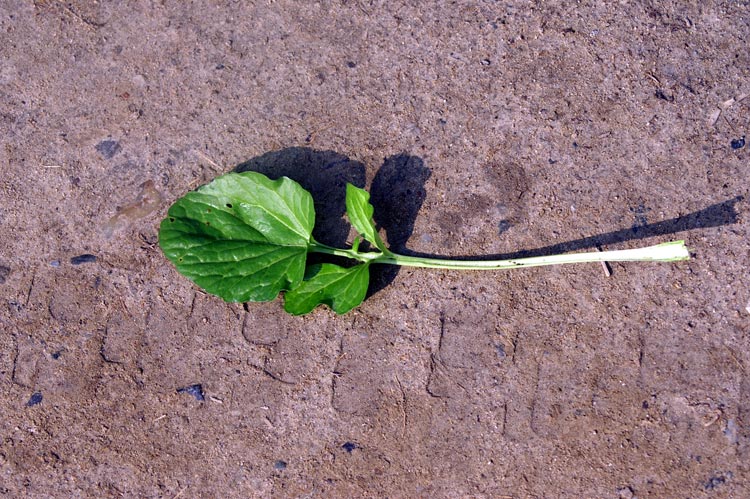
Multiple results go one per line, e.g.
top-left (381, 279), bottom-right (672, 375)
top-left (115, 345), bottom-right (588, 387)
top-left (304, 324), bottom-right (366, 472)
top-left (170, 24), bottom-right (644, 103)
top-left (376, 240), bottom-right (689, 269)
top-left (310, 240), bottom-right (690, 270)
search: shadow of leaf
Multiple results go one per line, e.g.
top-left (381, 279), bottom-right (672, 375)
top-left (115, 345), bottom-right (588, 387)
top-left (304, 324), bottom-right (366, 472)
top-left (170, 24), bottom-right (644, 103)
top-left (233, 148), bottom-right (743, 305)
top-left (368, 154), bottom-right (432, 295)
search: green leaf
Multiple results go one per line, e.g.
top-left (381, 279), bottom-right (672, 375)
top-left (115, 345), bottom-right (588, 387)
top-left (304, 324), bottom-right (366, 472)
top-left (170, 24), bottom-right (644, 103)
top-left (159, 171), bottom-right (315, 302)
top-left (345, 183), bottom-right (390, 253)
top-left (284, 263), bottom-right (370, 315)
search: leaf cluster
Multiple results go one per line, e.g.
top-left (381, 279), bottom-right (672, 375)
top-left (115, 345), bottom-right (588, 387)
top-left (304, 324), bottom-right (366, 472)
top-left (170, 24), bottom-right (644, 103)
top-left (159, 171), bottom-right (385, 314)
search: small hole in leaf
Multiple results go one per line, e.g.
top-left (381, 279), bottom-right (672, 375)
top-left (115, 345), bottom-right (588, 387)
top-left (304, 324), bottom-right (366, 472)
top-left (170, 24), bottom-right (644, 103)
top-left (205, 221), bottom-right (210, 226)
top-left (226, 203), bottom-right (233, 208)
top-left (178, 258), bottom-right (183, 262)
top-left (169, 217), bottom-right (175, 222)
top-left (206, 208), bottom-right (211, 213)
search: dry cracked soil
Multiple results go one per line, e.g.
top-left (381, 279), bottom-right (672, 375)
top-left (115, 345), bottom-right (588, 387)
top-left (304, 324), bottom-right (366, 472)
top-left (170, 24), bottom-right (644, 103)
top-left (1, 1), bottom-right (749, 498)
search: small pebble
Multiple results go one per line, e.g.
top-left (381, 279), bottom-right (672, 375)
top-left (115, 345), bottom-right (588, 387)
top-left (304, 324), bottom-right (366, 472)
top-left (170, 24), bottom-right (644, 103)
top-left (721, 97), bottom-right (736, 109)
top-left (617, 486), bottom-right (634, 499)
top-left (177, 384), bottom-right (205, 401)
top-left (724, 418), bottom-right (738, 444)
top-left (132, 74), bottom-right (147, 87)
top-left (655, 88), bottom-right (674, 102)
top-left (26, 392), bottom-right (43, 407)
top-left (495, 344), bottom-right (507, 359)
top-left (730, 136), bottom-right (745, 149)
top-left (342, 442), bottom-right (357, 453)
top-left (274, 460), bottom-right (287, 470)
top-left (71, 254), bottom-right (97, 265)
top-left (0, 265), bottom-right (9, 284)
top-left (346, 61), bottom-right (356, 68)
top-left (480, 58), bottom-right (491, 65)
top-left (50, 260), bottom-right (60, 268)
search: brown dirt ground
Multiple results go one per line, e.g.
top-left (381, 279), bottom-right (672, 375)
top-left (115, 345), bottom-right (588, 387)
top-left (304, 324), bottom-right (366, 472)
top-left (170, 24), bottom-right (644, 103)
top-left (1, 1), bottom-right (749, 498)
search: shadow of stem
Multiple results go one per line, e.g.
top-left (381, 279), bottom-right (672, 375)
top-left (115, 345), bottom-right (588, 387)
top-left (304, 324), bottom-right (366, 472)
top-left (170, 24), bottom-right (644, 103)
top-left (386, 196), bottom-right (744, 263)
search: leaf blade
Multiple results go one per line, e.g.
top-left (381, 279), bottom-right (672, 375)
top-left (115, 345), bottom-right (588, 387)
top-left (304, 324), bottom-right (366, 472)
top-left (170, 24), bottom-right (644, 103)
top-left (283, 263), bottom-right (370, 315)
top-left (345, 183), bottom-right (390, 253)
top-left (159, 171), bottom-right (315, 302)
top-left (212, 172), bottom-right (315, 245)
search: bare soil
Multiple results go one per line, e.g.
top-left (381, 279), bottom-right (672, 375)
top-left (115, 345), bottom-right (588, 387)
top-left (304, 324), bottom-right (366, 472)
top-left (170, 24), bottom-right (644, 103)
top-left (1, 1), bottom-right (749, 498)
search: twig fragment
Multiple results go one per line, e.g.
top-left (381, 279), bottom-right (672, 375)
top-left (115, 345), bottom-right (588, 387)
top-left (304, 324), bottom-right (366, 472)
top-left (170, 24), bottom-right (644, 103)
top-left (597, 247), bottom-right (612, 277)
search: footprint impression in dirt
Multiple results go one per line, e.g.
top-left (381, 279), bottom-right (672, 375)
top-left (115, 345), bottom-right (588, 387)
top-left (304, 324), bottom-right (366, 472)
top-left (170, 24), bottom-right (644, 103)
top-left (435, 161), bottom-right (531, 250)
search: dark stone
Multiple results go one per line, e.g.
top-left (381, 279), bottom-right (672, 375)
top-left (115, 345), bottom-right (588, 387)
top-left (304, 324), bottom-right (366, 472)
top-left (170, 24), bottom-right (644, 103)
top-left (342, 442), bottom-right (357, 453)
top-left (177, 384), bottom-right (205, 401)
top-left (655, 88), bottom-right (674, 102)
top-left (0, 265), bottom-right (9, 284)
top-left (730, 136), bottom-right (745, 149)
top-left (70, 254), bottom-right (97, 265)
top-left (346, 61), bottom-right (356, 68)
top-left (26, 392), bottom-right (43, 407)
top-left (704, 471), bottom-right (733, 490)
top-left (95, 139), bottom-right (122, 159)
top-left (495, 343), bottom-right (507, 359)
top-left (274, 460), bottom-right (287, 470)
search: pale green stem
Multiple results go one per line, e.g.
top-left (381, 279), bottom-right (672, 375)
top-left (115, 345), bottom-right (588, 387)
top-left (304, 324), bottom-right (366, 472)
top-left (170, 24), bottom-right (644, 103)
top-left (310, 240), bottom-right (690, 270)
top-left (309, 243), bottom-right (382, 261)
